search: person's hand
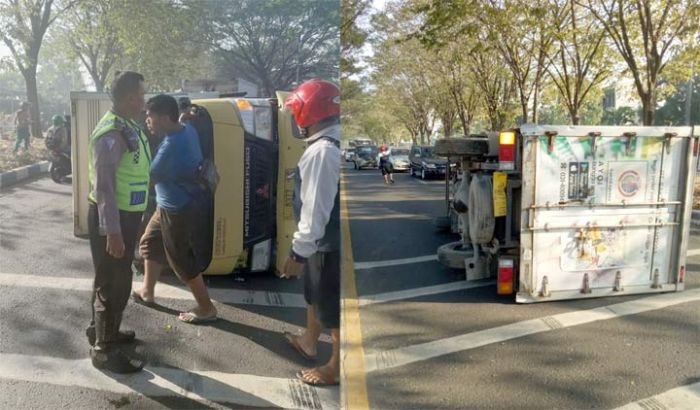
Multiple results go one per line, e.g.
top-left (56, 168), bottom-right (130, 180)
top-left (106, 233), bottom-right (125, 259)
top-left (281, 256), bottom-right (305, 278)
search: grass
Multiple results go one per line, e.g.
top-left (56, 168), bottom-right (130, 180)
top-left (0, 132), bottom-right (49, 173)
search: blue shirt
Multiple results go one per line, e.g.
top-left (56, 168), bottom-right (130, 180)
top-left (150, 123), bottom-right (203, 211)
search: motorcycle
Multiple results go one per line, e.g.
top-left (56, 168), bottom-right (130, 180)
top-left (48, 149), bottom-right (71, 183)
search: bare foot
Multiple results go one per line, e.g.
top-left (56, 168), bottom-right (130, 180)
top-left (297, 365), bottom-right (339, 386)
top-left (178, 305), bottom-right (217, 321)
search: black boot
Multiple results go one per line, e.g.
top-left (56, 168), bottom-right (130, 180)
top-left (90, 346), bottom-right (145, 374)
top-left (86, 326), bottom-right (136, 346)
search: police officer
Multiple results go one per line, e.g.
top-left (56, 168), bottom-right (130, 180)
top-left (85, 71), bottom-right (151, 373)
top-left (282, 79), bottom-right (341, 386)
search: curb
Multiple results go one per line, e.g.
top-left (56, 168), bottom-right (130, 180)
top-left (0, 161), bottom-right (50, 189)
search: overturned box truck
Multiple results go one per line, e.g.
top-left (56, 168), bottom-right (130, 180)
top-left (435, 124), bottom-right (698, 303)
top-left (70, 91), bottom-right (305, 275)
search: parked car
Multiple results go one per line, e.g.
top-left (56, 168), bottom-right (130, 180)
top-left (344, 148), bottom-right (355, 162)
top-left (409, 145), bottom-right (448, 179)
top-left (389, 148), bottom-right (410, 172)
top-left (354, 145), bottom-right (378, 169)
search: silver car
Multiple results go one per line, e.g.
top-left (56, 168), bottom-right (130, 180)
top-left (389, 148), bottom-right (410, 172)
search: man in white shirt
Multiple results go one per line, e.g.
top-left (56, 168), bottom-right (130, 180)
top-left (281, 79), bottom-right (341, 386)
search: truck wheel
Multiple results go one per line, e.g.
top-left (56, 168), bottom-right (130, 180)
top-left (437, 241), bottom-right (475, 269)
top-left (434, 138), bottom-right (489, 157)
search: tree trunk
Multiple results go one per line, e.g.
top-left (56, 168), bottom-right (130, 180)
top-left (23, 67), bottom-right (41, 139)
top-left (570, 108), bottom-right (580, 125)
top-left (641, 98), bottom-right (654, 126)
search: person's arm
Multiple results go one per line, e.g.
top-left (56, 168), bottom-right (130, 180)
top-left (93, 131), bottom-right (126, 237)
top-left (291, 142), bottom-right (341, 259)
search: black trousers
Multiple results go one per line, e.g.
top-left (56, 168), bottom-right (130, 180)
top-left (303, 250), bottom-right (340, 329)
top-left (87, 202), bottom-right (142, 346)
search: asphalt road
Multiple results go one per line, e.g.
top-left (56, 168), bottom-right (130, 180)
top-left (0, 176), bottom-right (339, 409)
top-left (342, 162), bottom-right (700, 410)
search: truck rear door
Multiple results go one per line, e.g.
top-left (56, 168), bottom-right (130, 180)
top-left (518, 125), bottom-right (697, 303)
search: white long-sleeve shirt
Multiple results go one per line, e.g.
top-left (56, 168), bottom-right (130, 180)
top-left (291, 124), bottom-right (341, 258)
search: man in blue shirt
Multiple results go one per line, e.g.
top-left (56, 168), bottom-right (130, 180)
top-left (132, 94), bottom-right (217, 323)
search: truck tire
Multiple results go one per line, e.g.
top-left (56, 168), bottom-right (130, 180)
top-left (434, 138), bottom-right (488, 157)
top-left (437, 241), bottom-right (476, 269)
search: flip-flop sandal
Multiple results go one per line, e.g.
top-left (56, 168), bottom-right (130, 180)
top-left (178, 311), bottom-right (218, 324)
top-left (284, 332), bottom-right (317, 361)
top-left (296, 369), bottom-right (339, 386)
top-left (131, 291), bottom-right (157, 307)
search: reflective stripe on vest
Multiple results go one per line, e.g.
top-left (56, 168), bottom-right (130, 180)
top-left (88, 111), bottom-right (151, 212)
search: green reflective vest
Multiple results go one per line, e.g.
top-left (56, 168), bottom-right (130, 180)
top-left (88, 111), bottom-right (151, 212)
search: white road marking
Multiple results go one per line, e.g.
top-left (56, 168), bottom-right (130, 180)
top-left (364, 288), bottom-right (700, 373)
top-left (0, 353), bottom-right (338, 410)
top-left (354, 254), bottom-right (438, 270)
top-left (359, 280), bottom-right (495, 306)
top-left (0, 272), bottom-right (306, 308)
top-left (614, 381), bottom-right (700, 410)
top-left (686, 248), bottom-right (700, 257)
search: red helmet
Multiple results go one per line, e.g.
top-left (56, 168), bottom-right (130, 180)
top-left (284, 79), bottom-right (340, 129)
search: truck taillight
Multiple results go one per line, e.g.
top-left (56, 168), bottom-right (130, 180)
top-left (499, 131), bottom-right (515, 170)
top-left (694, 138), bottom-right (698, 156)
top-left (497, 258), bottom-right (515, 295)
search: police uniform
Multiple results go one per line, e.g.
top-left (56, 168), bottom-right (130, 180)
top-left (86, 111), bottom-right (151, 348)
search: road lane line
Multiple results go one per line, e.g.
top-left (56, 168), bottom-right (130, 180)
top-left (364, 288), bottom-right (700, 373)
top-left (354, 254), bottom-right (438, 270)
top-left (614, 381), bottom-right (700, 410)
top-left (340, 175), bottom-right (370, 409)
top-left (359, 280), bottom-right (495, 306)
top-left (0, 353), bottom-right (338, 410)
top-left (0, 272), bottom-right (306, 308)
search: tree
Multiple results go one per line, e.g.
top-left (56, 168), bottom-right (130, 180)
top-left (581, 0), bottom-right (700, 125)
top-left (341, 0), bottom-right (370, 77)
top-left (208, 0), bottom-right (339, 96)
top-left (111, 0), bottom-right (212, 92)
top-left (655, 74), bottom-right (700, 125)
top-left (58, 0), bottom-right (120, 92)
top-left (546, 0), bottom-right (610, 124)
top-left (0, 0), bottom-right (77, 137)
top-left (481, 0), bottom-right (564, 124)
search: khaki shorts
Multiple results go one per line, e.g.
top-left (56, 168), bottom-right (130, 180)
top-left (139, 206), bottom-right (207, 282)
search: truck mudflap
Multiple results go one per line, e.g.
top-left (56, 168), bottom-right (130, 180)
top-left (517, 124), bottom-right (696, 303)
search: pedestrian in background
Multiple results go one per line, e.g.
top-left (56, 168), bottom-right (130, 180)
top-left (13, 101), bottom-right (31, 153)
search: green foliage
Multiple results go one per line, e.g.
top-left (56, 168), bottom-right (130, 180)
top-left (655, 75), bottom-right (700, 126)
top-left (207, 0), bottom-right (340, 96)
